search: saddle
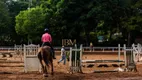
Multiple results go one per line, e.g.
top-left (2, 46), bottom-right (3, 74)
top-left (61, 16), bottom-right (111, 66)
top-left (42, 42), bottom-right (55, 59)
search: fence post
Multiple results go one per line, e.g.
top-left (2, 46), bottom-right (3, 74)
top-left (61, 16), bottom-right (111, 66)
top-left (79, 44), bottom-right (83, 73)
top-left (118, 44), bottom-right (120, 61)
top-left (24, 44), bottom-right (27, 73)
top-left (118, 44), bottom-right (121, 68)
top-left (69, 47), bottom-right (72, 73)
top-left (123, 44), bottom-right (127, 67)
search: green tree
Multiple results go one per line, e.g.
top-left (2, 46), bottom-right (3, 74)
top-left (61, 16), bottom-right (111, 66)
top-left (13, 0), bottom-right (142, 46)
top-left (7, 0), bottom-right (29, 44)
top-left (0, 0), bottom-right (11, 45)
top-left (15, 6), bottom-right (47, 43)
top-left (121, 0), bottom-right (142, 46)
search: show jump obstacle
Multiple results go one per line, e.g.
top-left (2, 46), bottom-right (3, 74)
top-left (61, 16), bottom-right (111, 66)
top-left (69, 44), bottom-right (83, 73)
top-left (24, 44), bottom-right (41, 73)
top-left (69, 43), bottom-right (142, 73)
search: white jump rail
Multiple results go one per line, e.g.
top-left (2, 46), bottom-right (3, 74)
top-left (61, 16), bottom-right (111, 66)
top-left (0, 47), bottom-right (15, 52)
top-left (83, 46), bottom-right (124, 52)
top-left (82, 44), bottom-right (125, 62)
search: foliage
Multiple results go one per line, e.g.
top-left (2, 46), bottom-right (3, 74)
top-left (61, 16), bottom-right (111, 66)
top-left (0, 0), bottom-right (11, 45)
top-left (15, 6), bottom-right (47, 42)
top-left (0, 0), bottom-right (142, 46)
top-left (0, 0), bottom-right (10, 33)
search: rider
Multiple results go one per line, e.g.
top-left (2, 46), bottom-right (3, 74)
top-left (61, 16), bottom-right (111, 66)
top-left (41, 28), bottom-right (56, 59)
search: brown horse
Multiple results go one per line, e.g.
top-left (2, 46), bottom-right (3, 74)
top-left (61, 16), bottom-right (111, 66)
top-left (37, 46), bottom-right (54, 77)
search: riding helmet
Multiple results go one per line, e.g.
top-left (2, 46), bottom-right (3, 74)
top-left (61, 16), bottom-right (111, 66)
top-left (44, 28), bottom-right (49, 32)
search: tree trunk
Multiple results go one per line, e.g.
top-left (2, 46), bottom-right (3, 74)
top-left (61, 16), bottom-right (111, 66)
top-left (109, 30), bottom-right (112, 42)
top-left (85, 32), bottom-right (89, 46)
top-left (83, 27), bottom-right (89, 46)
top-left (127, 31), bottom-right (131, 47)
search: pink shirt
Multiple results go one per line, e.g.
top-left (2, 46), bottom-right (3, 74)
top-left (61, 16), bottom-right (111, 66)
top-left (41, 33), bottom-right (52, 43)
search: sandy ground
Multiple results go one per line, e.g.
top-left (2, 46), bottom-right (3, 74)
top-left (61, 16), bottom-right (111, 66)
top-left (0, 52), bottom-right (142, 80)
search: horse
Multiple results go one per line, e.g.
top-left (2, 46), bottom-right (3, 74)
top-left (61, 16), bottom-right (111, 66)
top-left (37, 46), bottom-right (54, 77)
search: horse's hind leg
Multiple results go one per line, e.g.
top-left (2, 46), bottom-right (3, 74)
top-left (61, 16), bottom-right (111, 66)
top-left (43, 57), bottom-right (50, 76)
top-left (41, 58), bottom-right (48, 77)
top-left (51, 60), bottom-right (54, 75)
top-left (43, 66), bottom-right (48, 77)
top-left (37, 53), bottom-right (44, 73)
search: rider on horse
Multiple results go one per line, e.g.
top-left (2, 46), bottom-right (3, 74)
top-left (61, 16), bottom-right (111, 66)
top-left (41, 28), bottom-right (56, 59)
